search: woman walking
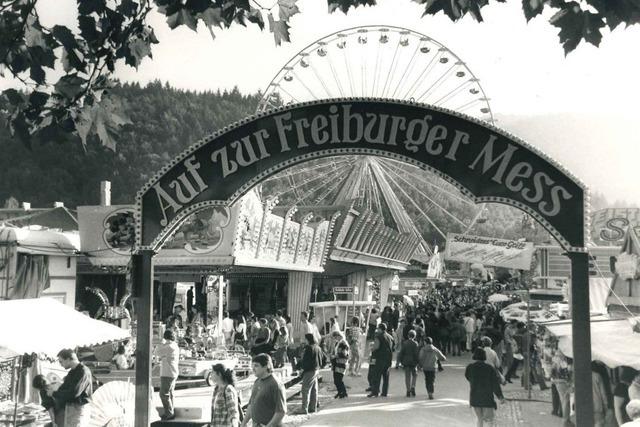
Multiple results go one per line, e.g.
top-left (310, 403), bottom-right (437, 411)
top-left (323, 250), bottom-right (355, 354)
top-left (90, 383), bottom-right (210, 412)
top-left (465, 348), bottom-right (505, 427)
top-left (345, 316), bottom-right (363, 376)
top-left (331, 331), bottom-right (350, 398)
top-left (210, 363), bottom-right (241, 427)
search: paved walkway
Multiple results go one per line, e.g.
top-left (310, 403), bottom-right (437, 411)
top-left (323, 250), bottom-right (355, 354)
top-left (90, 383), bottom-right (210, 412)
top-left (156, 352), bottom-right (567, 426)
top-left (286, 353), bottom-right (565, 427)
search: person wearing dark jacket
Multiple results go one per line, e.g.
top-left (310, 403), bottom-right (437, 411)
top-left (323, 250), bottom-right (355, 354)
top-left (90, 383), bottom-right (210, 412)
top-left (465, 348), bottom-right (505, 427)
top-left (368, 323), bottom-right (395, 398)
top-left (51, 349), bottom-right (93, 426)
top-left (397, 330), bottom-right (420, 397)
top-left (331, 331), bottom-right (350, 399)
top-left (295, 333), bottom-right (325, 415)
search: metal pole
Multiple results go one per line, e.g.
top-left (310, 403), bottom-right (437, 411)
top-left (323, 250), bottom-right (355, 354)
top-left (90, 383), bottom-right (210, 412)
top-left (218, 276), bottom-right (224, 347)
top-left (525, 282), bottom-right (531, 399)
top-left (133, 249), bottom-right (154, 427)
top-left (569, 252), bottom-right (594, 427)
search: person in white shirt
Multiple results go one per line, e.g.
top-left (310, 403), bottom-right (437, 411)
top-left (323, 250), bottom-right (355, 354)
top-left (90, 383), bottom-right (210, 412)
top-left (623, 400), bottom-right (640, 426)
top-left (463, 312), bottom-right (476, 352)
top-left (308, 313), bottom-right (322, 344)
top-left (156, 330), bottom-right (180, 420)
top-left (299, 311), bottom-right (314, 344)
top-left (480, 337), bottom-right (500, 370)
top-left (275, 310), bottom-right (287, 329)
top-left (222, 311), bottom-right (235, 346)
top-left (111, 345), bottom-right (129, 370)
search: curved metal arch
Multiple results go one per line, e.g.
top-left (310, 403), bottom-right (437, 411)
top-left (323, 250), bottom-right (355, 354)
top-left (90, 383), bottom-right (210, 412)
top-left (136, 98), bottom-right (590, 253)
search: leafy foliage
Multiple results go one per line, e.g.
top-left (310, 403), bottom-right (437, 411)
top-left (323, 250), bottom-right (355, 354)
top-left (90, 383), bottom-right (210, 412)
top-left (1, 0), bottom-right (640, 151)
top-left (0, 81), bottom-right (260, 207)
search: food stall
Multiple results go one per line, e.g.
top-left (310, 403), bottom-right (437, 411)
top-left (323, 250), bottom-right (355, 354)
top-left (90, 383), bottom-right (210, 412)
top-left (541, 316), bottom-right (640, 370)
top-left (0, 298), bottom-right (131, 426)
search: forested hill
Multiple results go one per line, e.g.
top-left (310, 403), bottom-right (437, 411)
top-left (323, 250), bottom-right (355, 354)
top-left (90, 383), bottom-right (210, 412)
top-left (0, 83), bottom-right (555, 244)
top-left (0, 82), bottom-right (261, 208)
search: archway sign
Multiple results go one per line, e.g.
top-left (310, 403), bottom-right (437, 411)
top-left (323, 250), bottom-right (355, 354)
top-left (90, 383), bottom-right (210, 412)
top-left (131, 99), bottom-right (594, 426)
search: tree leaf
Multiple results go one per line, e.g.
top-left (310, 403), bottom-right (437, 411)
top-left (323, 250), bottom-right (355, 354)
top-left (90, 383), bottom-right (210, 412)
top-left (278, 0), bottom-right (300, 21)
top-left (416, 0), bottom-right (460, 20)
top-left (583, 11), bottom-right (605, 47)
top-left (550, 2), bottom-right (604, 54)
top-left (234, 0), bottom-right (251, 11)
top-left (74, 95), bottom-right (132, 149)
top-left (117, 0), bottom-right (140, 17)
top-left (522, 0), bottom-right (546, 22)
top-left (54, 74), bottom-right (87, 100)
top-left (24, 15), bottom-right (47, 49)
top-left (199, 6), bottom-right (225, 29)
top-left (2, 89), bottom-right (25, 106)
top-left (328, 0), bottom-right (376, 14)
top-left (247, 8), bottom-right (265, 30)
top-left (61, 48), bottom-right (85, 73)
top-left (78, 15), bottom-right (101, 46)
top-left (28, 46), bottom-right (56, 69)
top-left (166, 9), bottom-right (199, 31)
top-left (125, 38), bottom-right (152, 68)
top-left (28, 91), bottom-right (49, 109)
top-left (29, 65), bottom-right (46, 85)
top-left (267, 12), bottom-right (290, 46)
top-left (78, 0), bottom-right (107, 15)
top-left (185, 0), bottom-right (211, 14)
top-left (8, 51), bottom-right (29, 73)
top-left (52, 25), bottom-right (78, 50)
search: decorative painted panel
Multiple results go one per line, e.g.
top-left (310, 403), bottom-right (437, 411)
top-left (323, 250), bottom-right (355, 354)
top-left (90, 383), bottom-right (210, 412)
top-left (280, 222), bottom-right (300, 264)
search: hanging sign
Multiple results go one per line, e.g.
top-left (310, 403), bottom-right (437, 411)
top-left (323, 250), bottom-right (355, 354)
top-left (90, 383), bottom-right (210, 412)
top-left (444, 233), bottom-right (535, 270)
top-left (138, 100), bottom-right (586, 251)
top-left (615, 253), bottom-right (639, 280)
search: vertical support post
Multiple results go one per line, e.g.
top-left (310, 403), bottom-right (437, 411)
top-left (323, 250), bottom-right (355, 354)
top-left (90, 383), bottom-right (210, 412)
top-left (287, 271), bottom-right (314, 339)
top-left (132, 249), bottom-right (154, 427)
top-left (218, 275), bottom-right (224, 346)
top-left (569, 252), bottom-right (593, 427)
top-left (524, 284), bottom-right (531, 396)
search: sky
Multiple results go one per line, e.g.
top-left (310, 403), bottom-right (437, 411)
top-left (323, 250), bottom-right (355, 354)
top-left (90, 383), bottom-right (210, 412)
top-left (5, 0), bottom-right (640, 205)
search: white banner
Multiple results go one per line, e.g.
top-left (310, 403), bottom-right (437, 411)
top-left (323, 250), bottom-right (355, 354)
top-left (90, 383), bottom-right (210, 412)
top-left (444, 233), bottom-right (535, 270)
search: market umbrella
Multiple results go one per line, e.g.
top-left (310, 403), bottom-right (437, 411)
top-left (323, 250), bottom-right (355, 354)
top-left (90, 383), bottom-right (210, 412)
top-left (488, 294), bottom-right (510, 303)
top-left (0, 298), bottom-right (130, 357)
top-left (402, 295), bottom-right (415, 307)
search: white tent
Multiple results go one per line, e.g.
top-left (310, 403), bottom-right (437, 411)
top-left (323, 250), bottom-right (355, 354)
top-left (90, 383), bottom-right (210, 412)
top-left (0, 298), bottom-right (130, 358)
top-left (543, 317), bottom-right (640, 370)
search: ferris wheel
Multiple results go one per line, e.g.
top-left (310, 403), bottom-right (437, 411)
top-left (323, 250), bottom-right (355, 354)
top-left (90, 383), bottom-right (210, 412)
top-left (256, 26), bottom-right (495, 252)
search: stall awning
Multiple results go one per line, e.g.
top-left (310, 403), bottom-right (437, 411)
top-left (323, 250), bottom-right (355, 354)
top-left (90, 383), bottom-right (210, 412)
top-left (0, 298), bottom-right (129, 358)
top-left (543, 317), bottom-right (640, 370)
top-left (0, 226), bottom-right (80, 256)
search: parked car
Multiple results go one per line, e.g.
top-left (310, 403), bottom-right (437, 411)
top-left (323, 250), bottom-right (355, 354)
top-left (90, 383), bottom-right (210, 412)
top-left (179, 349), bottom-right (252, 386)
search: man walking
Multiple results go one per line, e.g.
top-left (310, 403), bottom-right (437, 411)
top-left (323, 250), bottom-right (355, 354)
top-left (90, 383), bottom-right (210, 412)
top-left (51, 349), bottom-right (93, 426)
top-left (397, 329), bottom-right (420, 397)
top-left (418, 337), bottom-right (446, 400)
top-left (295, 333), bottom-right (325, 414)
top-left (368, 323), bottom-right (395, 398)
top-left (463, 312), bottom-right (476, 352)
top-left (465, 348), bottom-right (505, 427)
top-left (242, 354), bottom-right (287, 427)
top-left (222, 311), bottom-right (235, 346)
top-left (156, 330), bottom-right (180, 420)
